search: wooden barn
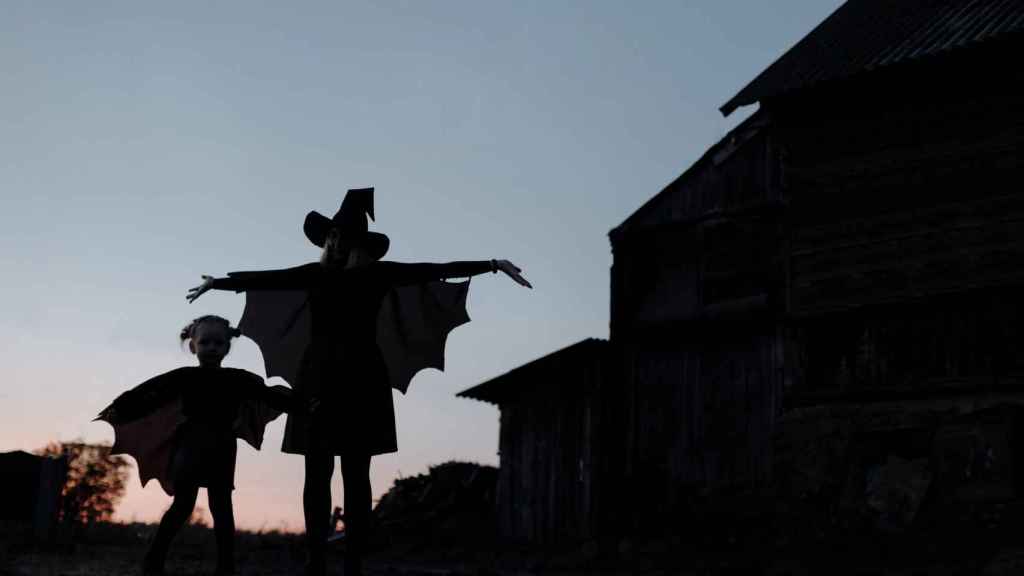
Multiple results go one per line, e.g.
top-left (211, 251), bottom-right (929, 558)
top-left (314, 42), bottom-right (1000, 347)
top-left (461, 0), bottom-right (1024, 545)
top-left (611, 0), bottom-right (1024, 535)
top-left (721, 0), bottom-right (1024, 403)
top-left (457, 339), bottom-right (613, 545)
top-left (718, 0), bottom-right (1024, 519)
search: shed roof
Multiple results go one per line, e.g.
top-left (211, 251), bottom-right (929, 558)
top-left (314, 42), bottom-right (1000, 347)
top-left (720, 0), bottom-right (1024, 116)
top-left (457, 338), bottom-right (607, 405)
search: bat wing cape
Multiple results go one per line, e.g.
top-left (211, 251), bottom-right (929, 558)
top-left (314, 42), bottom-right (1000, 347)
top-left (95, 372), bottom-right (288, 496)
top-left (239, 280), bottom-right (471, 393)
top-left (98, 396), bottom-right (185, 496)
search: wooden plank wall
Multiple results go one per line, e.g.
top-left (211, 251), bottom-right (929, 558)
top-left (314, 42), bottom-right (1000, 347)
top-left (788, 155), bottom-right (1024, 314)
top-left (769, 44), bottom-right (1024, 402)
top-left (775, 49), bottom-right (1024, 316)
top-left (610, 118), bottom-right (781, 342)
top-left (785, 288), bottom-right (1024, 403)
top-left (620, 325), bottom-right (784, 529)
top-left (607, 108), bottom-right (786, 536)
top-left (495, 357), bottom-right (606, 544)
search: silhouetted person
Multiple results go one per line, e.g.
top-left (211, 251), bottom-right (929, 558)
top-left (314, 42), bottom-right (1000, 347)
top-left (187, 188), bottom-right (530, 576)
top-left (98, 315), bottom-right (295, 575)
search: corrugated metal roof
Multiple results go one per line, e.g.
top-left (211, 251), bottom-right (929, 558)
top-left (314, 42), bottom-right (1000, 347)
top-left (456, 338), bottom-right (607, 405)
top-left (720, 0), bottom-right (1024, 116)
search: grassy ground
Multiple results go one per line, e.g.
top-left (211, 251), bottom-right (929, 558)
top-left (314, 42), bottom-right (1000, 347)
top-left (1, 522), bottom-right (535, 576)
top-left (2, 522), bottom-right (306, 576)
top-left (6, 520), bottom-right (1024, 575)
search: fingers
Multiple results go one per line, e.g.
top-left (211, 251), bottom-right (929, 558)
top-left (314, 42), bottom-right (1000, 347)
top-left (186, 276), bottom-right (213, 303)
top-left (495, 260), bottom-right (532, 289)
top-left (509, 269), bottom-right (532, 289)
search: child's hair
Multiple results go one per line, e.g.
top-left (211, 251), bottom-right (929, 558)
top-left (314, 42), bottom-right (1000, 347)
top-left (179, 315), bottom-right (242, 351)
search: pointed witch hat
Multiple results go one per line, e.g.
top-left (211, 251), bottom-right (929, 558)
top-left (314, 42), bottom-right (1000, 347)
top-left (303, 187), bottom-right (390, 260)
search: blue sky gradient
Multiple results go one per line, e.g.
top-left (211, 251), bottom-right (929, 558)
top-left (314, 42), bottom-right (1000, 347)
top-left (1, 1), bottom-right (843, 530)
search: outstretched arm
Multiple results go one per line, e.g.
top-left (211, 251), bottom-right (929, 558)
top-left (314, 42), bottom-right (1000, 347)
top-left (376, 259), bottom-right (532, 288)
top-left (235, 371), bottom-right (312, 415)
top-left (257, 385), bottom-right (299, 414)
top-left (187, 264), bottom-right (319, 303)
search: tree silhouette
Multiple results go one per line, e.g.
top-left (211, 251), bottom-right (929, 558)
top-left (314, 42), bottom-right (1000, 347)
top-left (37, 441), bottom-right (130, 525)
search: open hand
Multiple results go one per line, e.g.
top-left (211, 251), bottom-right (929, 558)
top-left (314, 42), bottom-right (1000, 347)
top-left (187, 275), bottom-right (215, 303)
top-left (495, 260), bottom-right (532, 289)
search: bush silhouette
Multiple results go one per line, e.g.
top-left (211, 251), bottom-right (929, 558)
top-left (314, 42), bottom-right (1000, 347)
top-left (37, 441), bottom-right (129, 525)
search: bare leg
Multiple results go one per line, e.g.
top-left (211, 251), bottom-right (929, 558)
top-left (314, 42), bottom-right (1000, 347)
top-left (303, 452), bottom-right (334, 576)
top-left (340, 454), bottom-right (372, 576)
top-left (208, 487), bottom-right (236, 574)
top-left (145, 483), bottom-right (199, 574)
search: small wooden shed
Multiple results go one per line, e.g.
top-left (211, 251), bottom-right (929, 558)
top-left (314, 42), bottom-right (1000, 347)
top-left (458, 338), bottom-right (612, 545)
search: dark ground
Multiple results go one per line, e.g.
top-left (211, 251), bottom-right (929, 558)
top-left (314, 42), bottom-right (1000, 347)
top-left (5, 519), bottom-right (1024, 576)
top-left (1, 521), bottom-right (601, 576)
top-left (7, 461), bottom-right (1024, 575)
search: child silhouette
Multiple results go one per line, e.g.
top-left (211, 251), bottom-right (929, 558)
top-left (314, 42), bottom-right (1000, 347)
top-left (98, 315), bottom-right (296, 575)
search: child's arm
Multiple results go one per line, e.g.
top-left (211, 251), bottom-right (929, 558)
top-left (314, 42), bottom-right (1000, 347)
top-left (187, 263), bottom-right (320, 303)
top-left (232, 372), bottom-right (297, 451)
top-left (259, 385), bottom-right (298, 414)
top-left (237, 370), bottom-right (300, 414)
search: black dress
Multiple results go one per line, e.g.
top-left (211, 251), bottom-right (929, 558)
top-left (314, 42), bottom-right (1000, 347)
top-left (107, 366), bottom-right (291, 490)
top-left (211, 260), bottom-right (492, 456)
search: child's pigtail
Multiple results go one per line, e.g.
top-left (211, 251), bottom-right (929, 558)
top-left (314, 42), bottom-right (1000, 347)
top-left (180, 320), bottom-right (197, 345)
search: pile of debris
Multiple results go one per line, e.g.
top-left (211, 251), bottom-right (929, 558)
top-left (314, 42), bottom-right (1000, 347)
top-left (371, 461), bottom-right (498, 553)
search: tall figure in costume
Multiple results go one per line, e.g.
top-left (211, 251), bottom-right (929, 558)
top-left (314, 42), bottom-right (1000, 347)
top-left (97, 315), bottom-right (296, 575)
top-left (187, 188), bottom-right (531, 576)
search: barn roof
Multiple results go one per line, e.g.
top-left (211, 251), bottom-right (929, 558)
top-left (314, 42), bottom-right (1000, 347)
top-left (457, 338), bottom-right (607, 405)
top-left (609, 109), bottom-right (769, 242)
top-left (720, 0), bottom-right (1024, 116)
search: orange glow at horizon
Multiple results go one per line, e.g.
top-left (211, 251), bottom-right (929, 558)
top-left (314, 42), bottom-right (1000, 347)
top-left (108, 440), bottom-right (417, 533)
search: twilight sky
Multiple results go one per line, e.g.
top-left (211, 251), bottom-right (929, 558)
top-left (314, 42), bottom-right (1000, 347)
top-left (0, 1), bottom-right (843, 531)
